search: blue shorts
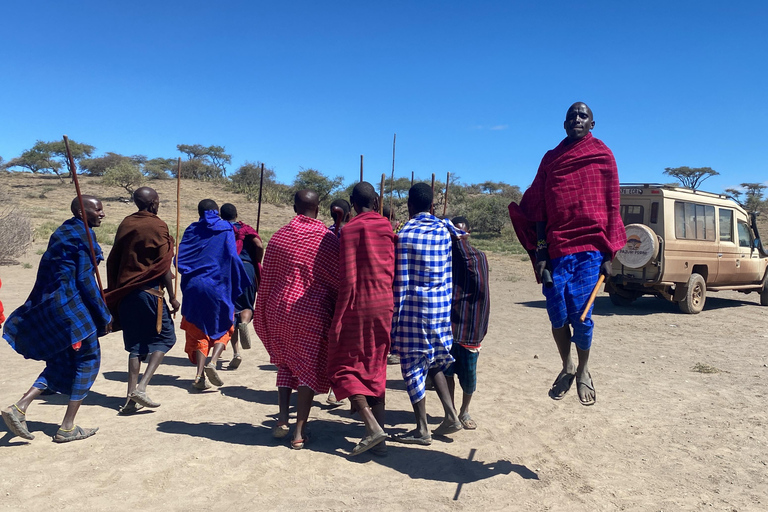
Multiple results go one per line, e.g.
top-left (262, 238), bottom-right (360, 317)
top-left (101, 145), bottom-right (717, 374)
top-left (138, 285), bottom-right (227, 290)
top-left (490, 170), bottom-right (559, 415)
top-left (543, 251), bottom-right (602, 351)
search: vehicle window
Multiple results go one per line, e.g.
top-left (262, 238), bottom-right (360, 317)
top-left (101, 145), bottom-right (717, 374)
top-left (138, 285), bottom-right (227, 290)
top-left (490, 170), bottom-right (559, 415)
top-left (675, 201), bottom-right (716, 240)
top-left (620, 205), bottom-right (644, 225)
top-left (719, 209), bottom-right (733, 242)
top-left (738, 222), bottom-right (752, 248)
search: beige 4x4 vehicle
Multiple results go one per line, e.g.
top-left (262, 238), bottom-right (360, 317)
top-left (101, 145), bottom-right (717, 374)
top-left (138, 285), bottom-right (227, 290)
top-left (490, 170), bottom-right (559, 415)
top-left (607, 184), bottom-right (768, 313)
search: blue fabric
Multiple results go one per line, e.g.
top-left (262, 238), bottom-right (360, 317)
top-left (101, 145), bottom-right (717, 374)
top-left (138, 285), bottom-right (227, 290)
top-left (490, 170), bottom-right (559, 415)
top-left (33, 332), bottom-right (100, 401)
top-left (178, 210), bottom-right (248, 339)
top-left (118, 284), bottom-right (176, 359)
top-left (391, 213), bottom-right (465, 403)
top-left (3, 218), bottom-right (112, 361)
top-left (444, 343), bottom-right (479, 394)
top-left (543, 250), bottom-right (602, 350)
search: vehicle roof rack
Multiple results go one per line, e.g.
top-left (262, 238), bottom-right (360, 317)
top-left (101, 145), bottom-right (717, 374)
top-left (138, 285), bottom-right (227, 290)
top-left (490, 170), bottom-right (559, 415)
top-left (619, 183), bottom-right (729, 199)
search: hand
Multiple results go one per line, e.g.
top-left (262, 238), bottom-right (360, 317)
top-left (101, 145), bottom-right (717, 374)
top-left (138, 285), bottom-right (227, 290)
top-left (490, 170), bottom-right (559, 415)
top-left (169, 298), bottom-right (180, 314)
top-left (600, 260), bottom-right (612, 277)
top-left (535, 259), bottom-right (548, 279)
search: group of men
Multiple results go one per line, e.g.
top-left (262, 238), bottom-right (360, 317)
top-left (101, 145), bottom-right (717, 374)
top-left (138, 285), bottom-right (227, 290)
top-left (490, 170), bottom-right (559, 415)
top-left (2, 101), bottom-right (624, 456)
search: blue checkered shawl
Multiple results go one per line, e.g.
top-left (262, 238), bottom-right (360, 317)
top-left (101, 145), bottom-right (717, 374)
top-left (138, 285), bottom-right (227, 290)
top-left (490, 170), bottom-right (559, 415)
top-left (391, 213), bottom-right (463, 365)
top-left (3, 218), bottom-right (111, 361)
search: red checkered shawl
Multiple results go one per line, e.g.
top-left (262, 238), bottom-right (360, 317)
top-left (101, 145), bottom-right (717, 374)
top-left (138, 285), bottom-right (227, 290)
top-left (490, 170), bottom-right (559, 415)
top-left (254, 215), bottom-right (339, 392)
top-left (509, 133), bottom-right (626, 259)
top-left (327, 211), bottom-right (396, 400)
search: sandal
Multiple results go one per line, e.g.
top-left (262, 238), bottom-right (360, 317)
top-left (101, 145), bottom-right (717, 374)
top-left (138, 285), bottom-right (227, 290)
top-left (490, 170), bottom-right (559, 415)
top-left (350, 430), bottom-right (387, 456)
top-left (118, 399), bottom-right (145, 415)
top-left (228, 354), bottom-right (242, 370)
top-left (272, 422), bottom-right (290, 439)
top-left (129, 390), bottom-right (160, 408)
top-left (2, 404), bottom-right (34, 440)
top-left (549, 370), bottom-right (576, 400)
top-left (577, 373), bottom-right (596, 406)
top-left (53, 425), bottom-right (98, 443)
top-left (291, 431), bottom-right (311, 450)
top-left (204, 363), bottom-right (224, 387)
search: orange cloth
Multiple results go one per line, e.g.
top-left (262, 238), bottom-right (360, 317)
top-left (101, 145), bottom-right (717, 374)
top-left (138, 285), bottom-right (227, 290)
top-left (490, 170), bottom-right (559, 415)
top-left (181, 317), bottom-right (233, 364)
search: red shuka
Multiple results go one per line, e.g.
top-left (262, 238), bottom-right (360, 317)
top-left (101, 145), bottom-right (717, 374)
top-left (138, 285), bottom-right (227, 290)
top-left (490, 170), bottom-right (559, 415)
top-left (327, 211), bottom-right (396, 401)
top-left (509, 133), bottom-right (626, 259)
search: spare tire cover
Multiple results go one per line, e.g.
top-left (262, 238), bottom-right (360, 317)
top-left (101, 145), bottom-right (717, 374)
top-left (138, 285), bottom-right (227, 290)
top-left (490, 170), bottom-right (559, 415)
top-left (616, 223), bottom-right (659, 269)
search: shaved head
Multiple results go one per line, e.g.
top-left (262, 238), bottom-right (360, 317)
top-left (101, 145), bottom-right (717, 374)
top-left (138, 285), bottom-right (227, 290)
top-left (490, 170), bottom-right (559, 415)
top-left (351, 182), bottom-right (378, 211)
top-left (294, 189), bottom-right (320, 218)
top-left (564, 102), bottom-right (595, 142)
top-left (70, 195), bottom-right (105, 227)
top-left (197, 199), bottom-right (219, 217)
top-left (133, 186), bottom-right (159, 213)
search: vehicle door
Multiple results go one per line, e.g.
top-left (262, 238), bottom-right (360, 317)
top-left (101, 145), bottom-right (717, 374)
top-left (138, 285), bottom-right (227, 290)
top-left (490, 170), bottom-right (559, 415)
top-left (736, 219), bottom-right (763, 284)
top-left (715, 207), bottom-right (738, 285)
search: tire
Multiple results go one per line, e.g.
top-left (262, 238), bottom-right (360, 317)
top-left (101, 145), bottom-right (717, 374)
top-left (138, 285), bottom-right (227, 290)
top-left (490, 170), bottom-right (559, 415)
top-left (678, 273), bottom-right (706, 314)
top-left (761, 287), bottom-right (768, 306)
top-left (609, 292), bottom-right (637, 307)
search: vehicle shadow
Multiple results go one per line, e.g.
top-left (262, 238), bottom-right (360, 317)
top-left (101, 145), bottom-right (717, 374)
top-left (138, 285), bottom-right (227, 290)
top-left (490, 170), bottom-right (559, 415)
top-left (519, 295), bottom-right (757, 317)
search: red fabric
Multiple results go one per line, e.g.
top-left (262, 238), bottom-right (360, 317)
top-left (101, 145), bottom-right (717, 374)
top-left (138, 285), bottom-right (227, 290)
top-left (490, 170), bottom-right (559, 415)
top-left (509, 133), bottom-right (626, 259)
top-left (327, 211), bottom-right (396, 401)
top-left (0, 278), bottom-right (4, 326)
top-left (254, 215), bottom-right (339, 393)
top-left (231, 221), bottom-right (260, 255)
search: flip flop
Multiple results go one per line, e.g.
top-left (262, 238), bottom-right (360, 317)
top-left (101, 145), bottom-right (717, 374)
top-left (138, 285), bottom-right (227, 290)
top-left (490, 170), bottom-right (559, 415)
top-left (228, 354), bottom-right (242, 370)
top-left (390, 432), bottom-right (432, 445)
top-left (118, 399), bottom-right (145, 415)
top-left (53, 425), bottom-right (98, 443)
top-left (548, 370), bottom-right (576, 400)
top-left (291, 431), bottom-right (311, 450)
top-left (459, 413), bottom-right (477, 430)
top-left (370, 440), bottom-right (388, 457)
top-left (577, 373), bottom-right (596, 406)
top-left (350, 430), bottom-right (388, 457)
top-left (272, 422), bottom-right (290, 439)
top-left (129, 390), bottom-right (160, 408)
top-left (2, 404), bottom-right (34, 440)
top-left (204, 363), bottom-right (224, 387)
top-left (192, 374), bottom-right (211, 391)
top-left (432, 421), bottom-right (463, 436)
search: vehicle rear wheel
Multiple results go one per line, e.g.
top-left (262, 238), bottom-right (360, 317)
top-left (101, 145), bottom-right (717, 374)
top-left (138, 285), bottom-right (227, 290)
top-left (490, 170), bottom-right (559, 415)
top-left (678, 273), bottom-right (706, 314)
top-left (760, 273), bottom-right (768, 306)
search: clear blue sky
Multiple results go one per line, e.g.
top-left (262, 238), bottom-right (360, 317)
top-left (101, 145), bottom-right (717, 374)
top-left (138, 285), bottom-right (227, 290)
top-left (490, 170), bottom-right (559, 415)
top-left (1, 1), bottom-right (766, 194)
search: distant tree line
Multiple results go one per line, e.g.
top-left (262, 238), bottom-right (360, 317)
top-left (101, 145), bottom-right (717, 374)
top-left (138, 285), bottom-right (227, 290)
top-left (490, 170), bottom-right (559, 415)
top-left (663, 166), bottom-right (767, 213)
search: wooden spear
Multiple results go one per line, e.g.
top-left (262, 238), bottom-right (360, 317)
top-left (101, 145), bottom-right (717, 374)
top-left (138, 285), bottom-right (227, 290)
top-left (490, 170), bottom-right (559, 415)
top-left (173, 157), bottom-right (181, 318)
top-left (256, 163), bottom-right (265, 233)
top-left (389, 133), bottom-right (396, 219)
top-left (379, 173), bottom-right (386, 215)
top-left (360, 155), bottom-right (364, 183)
top-left (443, 171), bottom-right (451, 216)
top-left (62, 135), bottom-right (109, 320)
top-left (411, 171), bottom-right (414, 187)
top-left (430, 173), bottom-right (436, 214)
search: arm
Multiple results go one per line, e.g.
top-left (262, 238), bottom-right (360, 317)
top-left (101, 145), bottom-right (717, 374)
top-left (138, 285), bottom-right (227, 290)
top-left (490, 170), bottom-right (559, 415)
top-left (74, 246), bottom-right (112, 334)
top-left (244, 235), bottom-right (264, 264)
top-left (162, 269), bottom-right (180, 313)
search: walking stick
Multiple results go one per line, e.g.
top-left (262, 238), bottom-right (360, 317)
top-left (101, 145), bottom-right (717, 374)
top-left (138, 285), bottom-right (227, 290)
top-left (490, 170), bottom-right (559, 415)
top-left (443, 171), bottom-right (450, 216)
top-left (430, 173), bottom-right (435, 214)
top-left (411, 171), bottom-right (414, 187)
top-left (360, 155), bottom-right (364, 183)
top-left (379, 174), bottom-right (386, 215)
top-left (389, 133), bottom-right (396, 218)
top-left (63, 135), bottom-right (109, 326)
top-left (173, 157), bottom-right (181, 319)
top-left (580, 274), bottom-right (606, 322)
top-left (256, 163), bottom-right (265, 233)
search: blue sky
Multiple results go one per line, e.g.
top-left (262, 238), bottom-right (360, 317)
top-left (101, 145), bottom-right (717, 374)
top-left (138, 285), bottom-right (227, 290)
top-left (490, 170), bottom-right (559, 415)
top-left (1, 1), bottom-right (766, 194)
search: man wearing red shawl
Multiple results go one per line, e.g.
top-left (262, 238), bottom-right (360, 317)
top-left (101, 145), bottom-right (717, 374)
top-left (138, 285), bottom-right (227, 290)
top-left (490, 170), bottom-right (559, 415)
top-left (106, 187), bottom-right (179, 414)
top-left (327, 182), bottom-right (395, 456)
top-left (254, 190), bottom-right (339, 449)
top-left (509, 102), bottom-right (626, 406)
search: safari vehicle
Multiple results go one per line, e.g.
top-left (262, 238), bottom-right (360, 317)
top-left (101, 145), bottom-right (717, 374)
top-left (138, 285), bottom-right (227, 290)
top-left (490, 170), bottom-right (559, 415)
top-left (607, 184), bottom-right (768, 313)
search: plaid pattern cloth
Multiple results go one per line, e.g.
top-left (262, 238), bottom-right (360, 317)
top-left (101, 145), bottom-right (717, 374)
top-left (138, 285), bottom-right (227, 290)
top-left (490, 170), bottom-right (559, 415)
top-left (391, 213), bottom-right (463, 403)
top-left (3, 218), bottom-right (111, 361)
top-left (509, 133), bottom-right (626, 260)
top-left (254, 215), bottom-right (339, 393)
top-left (543, 251), bottom-right (602, 350)
top-left (443, 343), bottom-right (479, 394)
top-left (32, 332), bottom-right (100, 401)
top-left (451, 239), bottom-right (490, 348)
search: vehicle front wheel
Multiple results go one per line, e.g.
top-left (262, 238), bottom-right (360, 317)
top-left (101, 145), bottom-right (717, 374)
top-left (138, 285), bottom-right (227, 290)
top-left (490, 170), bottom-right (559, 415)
top-left (678, 273), bottom-right (706, 314)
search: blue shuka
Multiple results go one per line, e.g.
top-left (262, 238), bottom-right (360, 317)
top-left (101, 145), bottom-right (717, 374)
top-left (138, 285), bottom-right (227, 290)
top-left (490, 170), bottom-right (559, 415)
top-left (391, 212), bottom-right (464, 403)
top-left (177, 210), bottom-right (249, 339)
top-left (3, 217), bottom-right (112, 361)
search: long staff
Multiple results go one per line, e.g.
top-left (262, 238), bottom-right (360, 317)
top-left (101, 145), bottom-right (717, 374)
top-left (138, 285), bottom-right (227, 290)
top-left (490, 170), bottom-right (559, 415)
top-left (389, 134), bottom-right (396, 218)
top-left (256, 163), bottom-right (265, 233)
top-left (360, 155), bottom-right (364, 183)
top-left (63, 136), bottom-right (108, 311)
top-left (443, 171), bottom-right (451, 216)
top-left (173, 157), bottom-right (182, 319)
top-left (411, 171), bottom-right (414, 187)
top-left (430, 173), bottom-right (436, 214)
top-left (579, 274), bottom-right (606, 322)
top-left (379, 173), bottom-right (386, 215)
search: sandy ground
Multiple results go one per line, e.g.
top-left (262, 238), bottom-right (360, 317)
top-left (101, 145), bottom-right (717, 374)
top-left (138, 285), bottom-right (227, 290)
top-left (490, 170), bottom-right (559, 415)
top-left (1, 174), bottom-right (767, 511)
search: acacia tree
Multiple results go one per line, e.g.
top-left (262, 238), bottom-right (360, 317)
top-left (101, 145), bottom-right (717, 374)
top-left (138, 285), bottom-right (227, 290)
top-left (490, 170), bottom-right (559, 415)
top-left (663, 166), bottom-right (719, 191)
top-left (5, 139), bottom-right (94, 183)
top-left (292, 168), bottom-right (344, 208)
top-left (102, 161), bottom-right (144, 196)
top-left (741, 182), bottom-right (767, 212)
top-left (176, 144), bottom-right (231, 179)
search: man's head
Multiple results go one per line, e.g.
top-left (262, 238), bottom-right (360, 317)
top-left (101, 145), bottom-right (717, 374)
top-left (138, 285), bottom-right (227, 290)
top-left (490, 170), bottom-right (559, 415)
top-left (197, 199), bottom-right (219, 218)
top-left (350, 182), bottom-right (378, 214)
top-left (382, 204), bottom-right (392, 221)
top-left (329, 198), bottom-right (351, 224)
top-left (133, 187), bottom-right (160, 214)
top-left (71, 195), bottom-right (105, 228)
top-left (220, 203), bottom-right (238, 221)
top-left (563, 102), bottom-right (595, 142)
top-left (294, 190), bottom-right (320, 218)
top-left (407, 183), bottom-right (433, 217)
top-left (451, 216), bottom-right (470, 234)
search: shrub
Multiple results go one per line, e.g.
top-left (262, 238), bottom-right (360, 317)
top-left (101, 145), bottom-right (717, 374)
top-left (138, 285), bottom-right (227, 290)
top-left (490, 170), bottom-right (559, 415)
top-left (102, 161), bottom-right (144, 196)
top-left (0, 209), bottom-right (34, 264)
